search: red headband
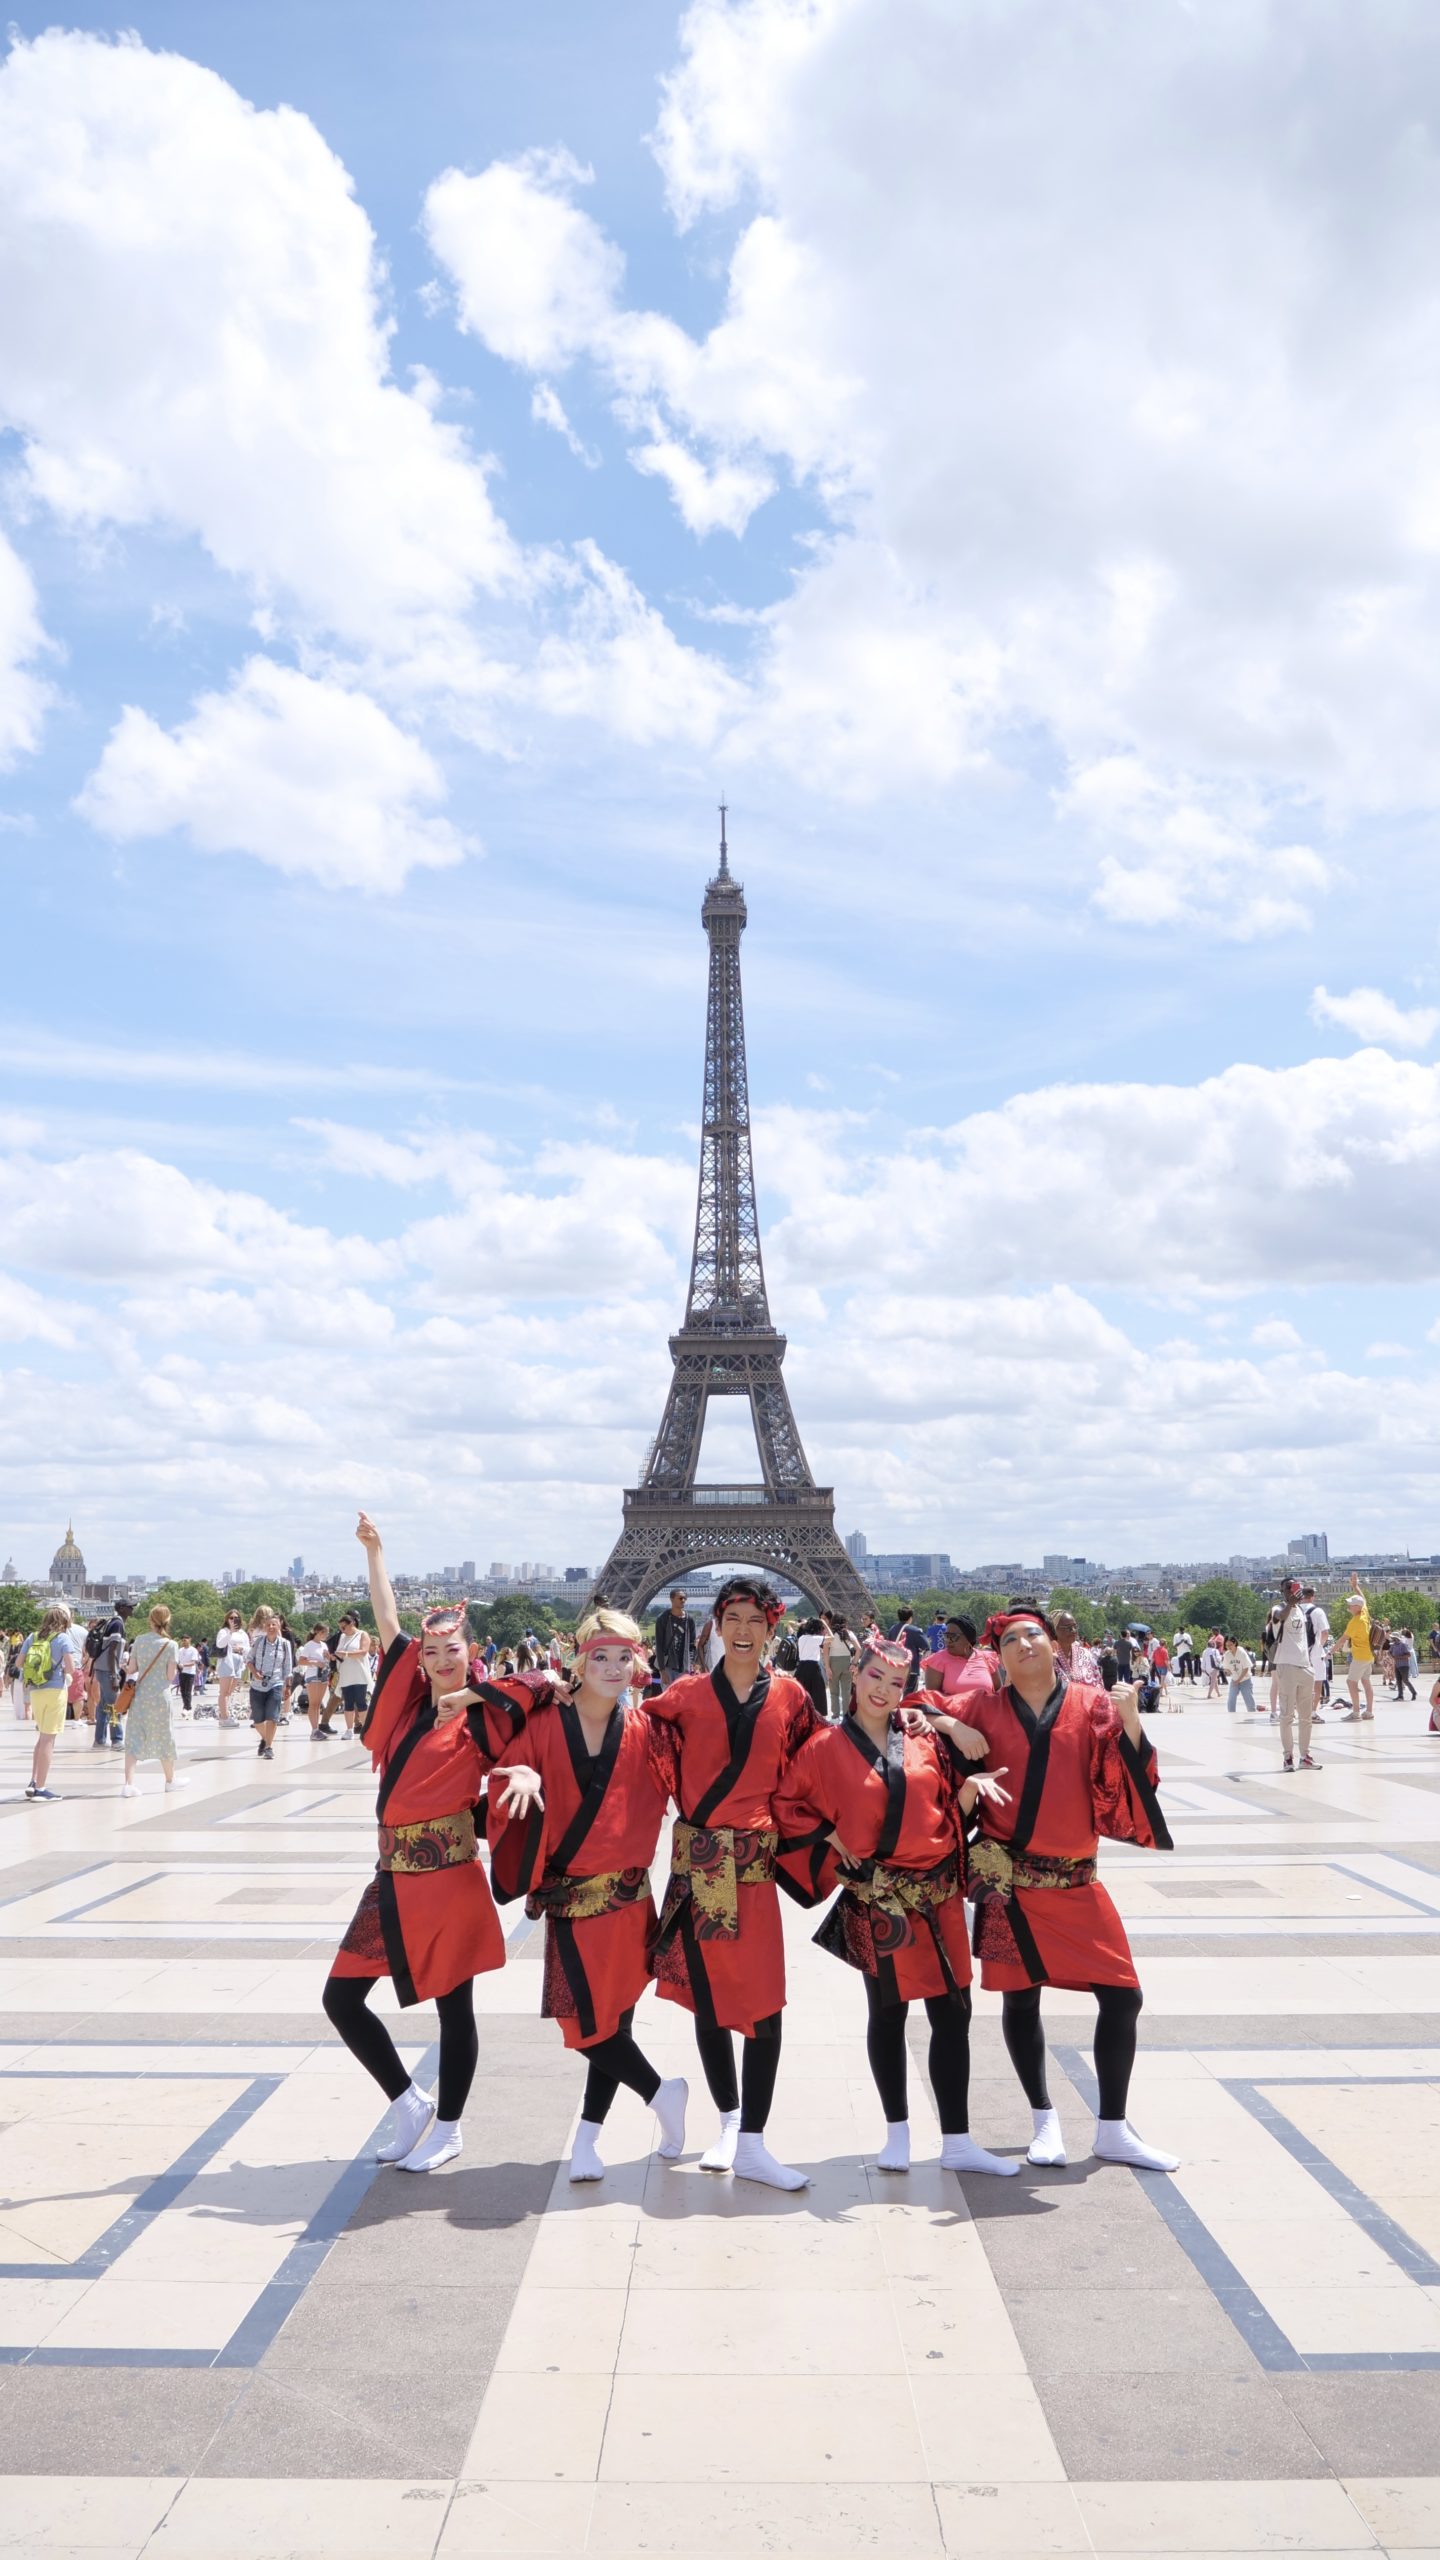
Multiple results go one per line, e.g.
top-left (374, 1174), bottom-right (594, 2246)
top-left (574, 1632), bottom-right (642, 1661)
top-left (717, 1595), bottom-right (786, 1631)
top-left (984, 1609), bottom-right (1049, 1648)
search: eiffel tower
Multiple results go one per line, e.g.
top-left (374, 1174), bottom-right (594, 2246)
top-left (591, 813), bottom-right (871, 1622)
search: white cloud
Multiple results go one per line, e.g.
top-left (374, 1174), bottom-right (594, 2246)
top-left (77, 658), bottom-right (472, 892)
top-left (1367, 1340), bottom-right (1413, 1359)
top-left (0, 529), bottom-right (54, 769)
top-left (419, 0), bottom-right (1440, 916)
top-left (530, 382), bottom-right (599, 468)
top-left (759, 1047), bottom-right (1440, 1295)
top-left (1311, 984), bottom-right (1440, 1051)
top-left (1251, 1320), bottom-right (1304, 1352)
top-left (0, 30), bottom-right (516, 656)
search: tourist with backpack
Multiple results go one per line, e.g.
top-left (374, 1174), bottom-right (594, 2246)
top-left (23, 1605), bottom-right (82, 1801)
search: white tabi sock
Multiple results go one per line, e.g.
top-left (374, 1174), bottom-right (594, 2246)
top-left (876, 2121), bottom-right (910, 2172)
top-left (1092, 2117), bottom-right (1179, 2173)
top-left (1028, 2105), bottom-right (1067, 2166)
top-left (699, 2107), bottom-right (741, 2173)
top-left (734, 2131), bottom-right (808, 2191)
top-left (395, 2115), bottom-right (463, 2173)
top-left (569, 2120), bottom-right (606, 2182)
top-left (941, 2132), bottom-right (1021, 2178)
top-left (375, 2083), bottom-right (434, 2163)
top-left (651, 2077), bottom-right (689, 2161)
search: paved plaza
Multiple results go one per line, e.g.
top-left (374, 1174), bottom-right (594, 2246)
top-left (1, 1694), bottom-right (1439, 2558)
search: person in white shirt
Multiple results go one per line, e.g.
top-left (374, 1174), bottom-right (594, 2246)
top-left (1223, 1640), bottom-right (1258, 1715)
top-left (332, 1614), bottom-right (373, 1733)
top-left (215, 1611), bottom-right (250, 1727)
top-left (1201, 1637), bottom-right (1223, 1698)
top-left (175, 1641), bottom-right (200, 1717)
top-left (1271, 1578), bottom-right (1322, 1772)
top-left (1303, 1585), bottom-right (1331, 1722)
top-left (297, 1625), bottom-right (333, 1737)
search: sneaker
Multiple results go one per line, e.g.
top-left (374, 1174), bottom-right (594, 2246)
top-left (1300, 1753), bottom-right (1321, 1769)
top-left (1281, 1756), bottom-right (1295, 1772)
top-left (28, 1786), bottom-right (59, 1802)
top-left (256, 1739), bottom-right (265, 1756)
top-left (260, 1743), bottom-right (274, 1760)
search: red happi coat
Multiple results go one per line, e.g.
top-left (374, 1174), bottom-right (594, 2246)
top-left (959, 1678), bottom-right (1171, 1992)
top-left (648, 1664), bottom-right (819, 2034)
top-left (773, 1717), bottom-right (974, 2002)
top-left (330, 1638), bottom-right (527, 2005)
top-left (487, 1696), bottom-right (677, 2050)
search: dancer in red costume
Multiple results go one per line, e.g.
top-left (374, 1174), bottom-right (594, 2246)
top-left (775, 1637), bottom-right (1018, 2176)
top-left (931, 1605), bottom-right (1179, 2172)
top-left (649, 1576), bottom-right (820, 2189)
top-left (484, 1609), bottom-right (689, 2182)
top-left (322, 1514), bottom-right (539, 2174)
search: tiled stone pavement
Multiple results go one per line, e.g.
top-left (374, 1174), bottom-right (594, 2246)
top-left (0, 1688), bottom-right (1438, 2555)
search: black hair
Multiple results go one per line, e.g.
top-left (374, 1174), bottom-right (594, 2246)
top-left (946, 1615), bottom-right (977, 1642)
top-left (713, 1575), bottom-right (780, 1623)
top-left (896, 1606), bottom-right (914, 1625)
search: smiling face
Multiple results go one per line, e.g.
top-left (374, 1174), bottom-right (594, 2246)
top-left (578, 1642), bottom-right (637, 1704)
top-left (999, 1619), bottom-right (1056, 1687)
top-left (718, 1597), bottom-right (769, 1679)
top-left (420, 1621), bottom-right (471, 1694)
top-left (851, 1650), bottom-right (909, 1720)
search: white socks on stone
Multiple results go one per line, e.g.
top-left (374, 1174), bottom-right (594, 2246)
top-left (877, 2121), bottom-right (911, 2172)
top-left (941, 2133), bottom-right (1021, 2178)
top-left (699, 2107), bottom-right (741, 2173)
top-left (376, 2084), bottom-right (434, 2163)
top-left (651, 2077), bottom-right (689, 2161)
top-left (569, 2120), bottom-right (605, 2182)
top-left (734, 2131), bottom-right (809, 2191)
top-left (1092, 2117), bottom-right (1179, 2173)
top-left (396, 2116), bottom-right (463, 2173)
top-left (1028, 2106), bottom-right (1067, 2166)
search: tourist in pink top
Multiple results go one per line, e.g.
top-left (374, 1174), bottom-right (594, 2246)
top-left (1054, 1612), bottom-right (1102, 1687)
top-left (921, 1615), bottom-right (1000, 1700)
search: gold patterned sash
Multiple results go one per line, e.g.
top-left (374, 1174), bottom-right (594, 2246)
top-left (527, 1865), bottom-right (652, 1924)
top-left (377, 1808), bottom-right (477, 1874)
top-left (968, 1839), bottom-right (1096, 1897)
top-left (844, 1847), bottom-right (962, 1922)
top-left (662, 1820), bottom-right (778, 1941)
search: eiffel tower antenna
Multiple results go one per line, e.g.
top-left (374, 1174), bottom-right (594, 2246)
top-left (589, 816), bottom-right (870, 1620)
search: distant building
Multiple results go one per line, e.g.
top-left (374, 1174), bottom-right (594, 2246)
top-left (1042, 1554), bottom-right (1100, 1586)
top-left (1287, 1533), bottom-right (1329, 1567)
top-left (844, 1531), bottom-right (869, 1566)
top-left (50, 1523), bottom-right (86, 1600)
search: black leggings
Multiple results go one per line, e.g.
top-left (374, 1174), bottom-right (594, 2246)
top-left (322, 1972), bottom-right (478, 2122)
top-left (580, 2006), bottom-right (662, 2124)
top-left (1396, 1671), bottom-right (1417, 1700)
top-left (1001, 1982), bottom-right (1142, 2123)
top-left (864, 1981), bottom-right (971, 2135)
top-left (694, 2011), bottom-right (783, 2132)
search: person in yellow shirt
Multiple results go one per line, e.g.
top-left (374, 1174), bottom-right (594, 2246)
top-left (1340, 1579), bottom-right (1375, 1721)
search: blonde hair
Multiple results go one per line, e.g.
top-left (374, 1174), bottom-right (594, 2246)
top-left (572, 1607), bottom-right (643, 1653)
top-left (249, 1607), bottom-right (273, 1633)
top-left (37, 1603), bottom-right (71, 1640)
top-left (149, 1603), bottom-right (172, 1633)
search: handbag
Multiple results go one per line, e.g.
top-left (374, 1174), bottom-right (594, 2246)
top-left (114, 1678), bottom-right (136, 1717)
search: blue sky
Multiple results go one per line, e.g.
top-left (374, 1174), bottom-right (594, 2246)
top-left (2, 0), bottom-right (1438, 1584)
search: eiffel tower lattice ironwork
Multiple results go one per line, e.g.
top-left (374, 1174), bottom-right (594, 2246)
top-left (590, 813), bottom-right (870, 1621)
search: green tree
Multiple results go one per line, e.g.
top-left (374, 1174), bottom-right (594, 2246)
top-left (1370, 1587), bottom-right (1433, 1636)
top-left (1045, 1587), bottom-right (1107, 1642)
top-left (223, 1579), bottom-right (303, 1625)
top-left (0, 1588), bottom-right (39, 1638)
top-left (469, 1594), bottom-right (564, 1650)
top-left (129, 1579), bottom-right (225, 1643)
top-left (1174, 1577), bottom-right (1267, 1645)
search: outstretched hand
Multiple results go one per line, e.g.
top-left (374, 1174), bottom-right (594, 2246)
top-left (356, 1512), bottom-right (382, 1551)
top-left (496, 1765), bottom-right (544, 1819)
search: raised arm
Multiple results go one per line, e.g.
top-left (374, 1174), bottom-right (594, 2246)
top-left (356, 1512), bottom-right (401, 1653)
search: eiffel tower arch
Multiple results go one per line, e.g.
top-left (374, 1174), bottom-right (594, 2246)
top-left (590, 814), bottom-right (870, 1625)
